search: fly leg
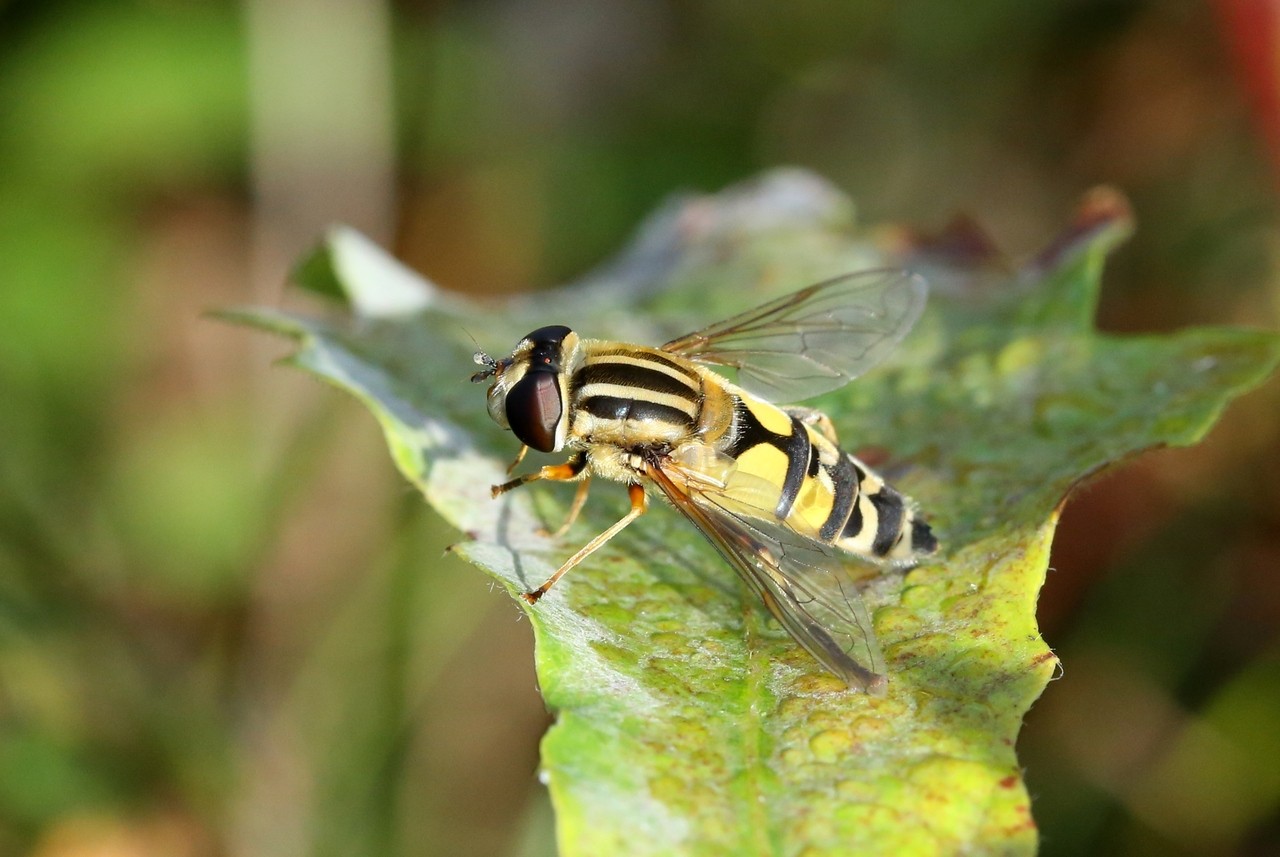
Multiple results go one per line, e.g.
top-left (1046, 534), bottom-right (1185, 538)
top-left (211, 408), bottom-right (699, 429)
top-left (523, 483), bottom-right (647, 604)
top-left (491, 452), bottom-right (586, 497)
top-left (505, 444), bottom-right (530, 475)
top-left (491, 451), bottom-right (589, 538)
top-left (541, 477), bottom-right (591, 538)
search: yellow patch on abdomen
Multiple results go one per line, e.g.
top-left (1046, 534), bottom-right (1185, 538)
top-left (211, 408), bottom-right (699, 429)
top-left (740, 392), bottom-right (793, 435)
top-left (788, 469), bottom-right (836, 539)
top-left (725, 444), bottom-right (789, 512)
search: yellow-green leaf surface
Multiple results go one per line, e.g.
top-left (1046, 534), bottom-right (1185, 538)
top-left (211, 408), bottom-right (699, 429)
top-left (220, 171), bottom-right (1280, 856)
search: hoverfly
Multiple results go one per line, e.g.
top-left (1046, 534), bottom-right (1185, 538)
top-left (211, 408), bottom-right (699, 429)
top-left (471, 271), bottom-right (937, 693)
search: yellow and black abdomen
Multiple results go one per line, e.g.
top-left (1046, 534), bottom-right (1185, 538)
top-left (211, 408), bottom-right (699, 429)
top-left (722, 391), bottom-right (936, 566)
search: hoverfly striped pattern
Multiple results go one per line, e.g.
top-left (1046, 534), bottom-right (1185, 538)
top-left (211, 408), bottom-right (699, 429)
top-left (472, 271), bottom-right (937, 694)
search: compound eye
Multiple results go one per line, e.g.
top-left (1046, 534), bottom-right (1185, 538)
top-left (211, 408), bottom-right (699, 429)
top-left (505, 371), bottom-right (563, 453)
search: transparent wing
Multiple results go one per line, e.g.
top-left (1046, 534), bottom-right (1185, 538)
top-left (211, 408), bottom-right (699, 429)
top-left (646, 461), bottom-right (888, 694)
top-left (660, 270), bottom-right (927, 402)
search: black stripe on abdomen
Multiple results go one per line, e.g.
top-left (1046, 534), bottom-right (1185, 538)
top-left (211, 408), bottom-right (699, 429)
top-left (582, 395), bottom-right (694, 427)
top-left (774, 417), bottom-right (810, 519)
top-left (820, 454), bottom-right (859, 542)
top-left (911, 518), bottom-right (937, 553)
top-left (725, 397), bottom-right (788, 460)
top-left (868, 486), bottom-right (905, 556)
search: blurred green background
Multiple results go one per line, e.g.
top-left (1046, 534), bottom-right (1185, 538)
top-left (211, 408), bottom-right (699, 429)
top-left (1, 1), bottom-right (1278, 855)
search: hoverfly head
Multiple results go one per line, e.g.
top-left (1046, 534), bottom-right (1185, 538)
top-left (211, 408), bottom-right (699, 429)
top-left (477, 325), bottom-right (579, 454)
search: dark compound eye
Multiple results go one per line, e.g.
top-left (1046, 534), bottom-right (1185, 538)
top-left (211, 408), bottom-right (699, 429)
top-left (505, 370), bottom-right (563, 452)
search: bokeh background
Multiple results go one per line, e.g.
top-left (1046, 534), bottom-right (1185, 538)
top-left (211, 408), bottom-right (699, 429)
top-left (2, 1), bottom-right (1279, 855)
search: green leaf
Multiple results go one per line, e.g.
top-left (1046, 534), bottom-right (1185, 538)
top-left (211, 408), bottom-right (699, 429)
top-left (217, 169), bottom-right (1280, 855)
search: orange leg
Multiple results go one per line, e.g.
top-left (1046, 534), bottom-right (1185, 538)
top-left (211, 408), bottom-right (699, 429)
top-left (491, 454), bottom-right (585, 498)
top-left (523, 483), bottom-right (647, 604)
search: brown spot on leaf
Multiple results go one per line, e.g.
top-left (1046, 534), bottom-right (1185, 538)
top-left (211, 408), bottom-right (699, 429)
top-left (1030, 186), bottom-right (1134, 273)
